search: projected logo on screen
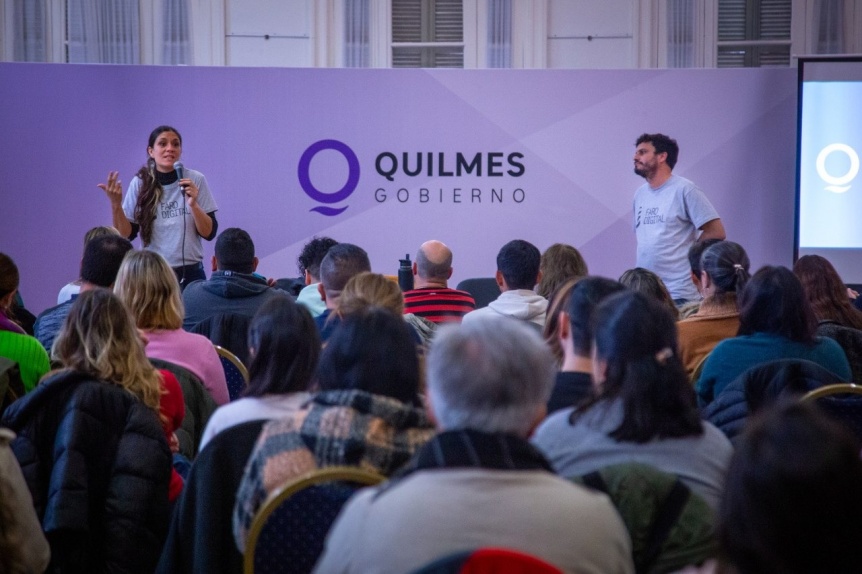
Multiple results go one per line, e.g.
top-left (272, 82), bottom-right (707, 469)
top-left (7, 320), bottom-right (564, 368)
top-left (817, 143), bottom-right (859, 194)
top-left (298, 139), bottom-right (360, 216)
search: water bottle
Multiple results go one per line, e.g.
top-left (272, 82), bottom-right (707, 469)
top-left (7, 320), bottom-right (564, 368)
top-left (398, 254), bottom-right (414, 292)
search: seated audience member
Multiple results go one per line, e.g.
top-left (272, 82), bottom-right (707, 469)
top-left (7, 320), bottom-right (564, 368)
top-left (181, 228), bottom-right (283, 330)
top-left (315, 316), bottom-right (634, 574)
top-left (339, 272), bottom-right (432, 345)
top-left (296, 236), bottom-right (338, 317)
top-left (0, 254), bottom-right (49, 392)
top-left (462, 239), bottom-right (548, 328)
top-left (1, 290), bottom-right (172, 574)
top-left (619, 267), bottom-right (679, 319)
top-left (314, 243), bottom-right (372, 342)
top-left (678, 238), bottom-right (724, 319)
top-left (533, 291), bottom-right (732, 510)
top-left (677, 241), bottom-right (750, 378)
top-left (34, 234), bottom-right (133, 355)
top-left (717, 402), bottom-right (862, 574)
top-left (233, 308), bottom-right (434, 551)
top-left (542, 278), bottom-right (579, 367)
top-left (402, 240), bottom-right (476, 324)
top-left (0, 427), bottom-right (50, 574)
top-left (56, 225), bottom-right (120, 304)
top-left (536, 243), bottom-right (589, 300)
top-left (198, 294), bottom-right (319, 450)
top-left (696, 266), bottom-right (851, 406)
top-left (794, 254), bottom-right (862, 381)
top-left (114, 250), bottom-right (230, 405)
top-left (546, 277), bottom-right (627, 414)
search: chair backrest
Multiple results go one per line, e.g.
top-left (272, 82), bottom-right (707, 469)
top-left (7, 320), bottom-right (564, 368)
top-left (455, 278), bottom-right (499, 310)
top-left (189, 313), bottom-right (253, 365)
top-left (572, 462), bottom-right (716, 574)
top-left (244, 466), bottom-right (385, 574)
top-left (801, 383), bottom-right (862, 446)
top-left (150, 358), bottom-right (218, 458)
top-left (214, 345), bottom-right (249, 402)
top-left (0, 356), bottom-right (25, 417)
top-left (411, 548), bottom-right (563, 574)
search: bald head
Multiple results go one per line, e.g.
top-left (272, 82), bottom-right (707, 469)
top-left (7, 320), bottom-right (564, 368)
top-left (415, 240), bottom-right (453, 287)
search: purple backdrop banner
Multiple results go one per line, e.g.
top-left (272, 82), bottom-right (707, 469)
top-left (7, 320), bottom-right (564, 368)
top-left (0, 63), bottom-right (797, 314)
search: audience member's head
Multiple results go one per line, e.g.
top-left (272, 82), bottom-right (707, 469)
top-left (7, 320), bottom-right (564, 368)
top-left (428, 316), bottom-right (555, 437)
top-left (580, 291), bottom-right (700, 443)
top-left (318, 243), bottom-right (371, 304)
top-left (543, 277), bottom-right (579, 365)
top-left (619, 267), bottom-right (678, 318)
top-left (496, 239), bottom-right (541, 291)
top-left (53, 289), bottom-right (162, 412)
top-left (114, 250), bottom-right (184, 331)
top-left (700, 241), bottom-right (750, 304)
top-left (338, 272), bottom-right (404, 317)
top-left (245, 293), bottom-right (320, 398)
top-left (0, 253), bottom-right (20, 313)
top-left (635, 133), bottom-right (679, 169)
top-left (83, 225), bottom-right (120, 246)
top-left (687, 237), bottom-right (723, 292)
top-left (738, 266), bottom-right (817, 344)
top-left (568, 276), bottom-right (628, 359)
top-left (316, 307), bottom-right (420, 405)
top-left (536, 243), bottom-right (588, 299)
top-left (80, 235), bottom-right (134, 288)
top-left (793, 254), bottom-right (862, 330)
top-left (719, 402), bottom-right (862, 574)
top-left (214, 228), bottom-right (257, 274)
top-left (414, 240), bottom-right (453, 286)
top-left (297, 236), bottom-right (338, 283)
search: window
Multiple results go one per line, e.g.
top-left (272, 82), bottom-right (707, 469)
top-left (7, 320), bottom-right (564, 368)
top-left (391, 0), bottom-right (463, 68)
top-left (3, 0), bottom-right (191, 64)
top-left (716, 0), bottom-right (792, 67)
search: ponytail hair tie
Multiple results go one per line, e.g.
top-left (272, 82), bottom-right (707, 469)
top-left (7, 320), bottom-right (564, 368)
top-left (733, 263), bottom-right (743, 270)
top-left (655, 347), bottom-right (673, 365)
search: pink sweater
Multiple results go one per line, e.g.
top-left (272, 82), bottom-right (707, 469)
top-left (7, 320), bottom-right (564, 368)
top-left (144, 329), bottom-right (230, 405)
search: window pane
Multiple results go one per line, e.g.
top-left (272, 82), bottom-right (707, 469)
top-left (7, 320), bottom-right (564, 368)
top-left (717, 44), bottom-right (790, 67)
top-left (162, 0), bottom-right (191, 65)
top-left (392, 46), bottom-right (463, 67)
top-left (392, 0), bottom-right (462, 42)
top-left (13, 0), bottom-right (48, 62)
top-left (66, 0), bottom-right (140, 64)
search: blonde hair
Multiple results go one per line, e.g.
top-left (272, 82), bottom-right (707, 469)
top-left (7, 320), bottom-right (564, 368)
top-left (114, 250), bottom-right (184, 330)
top-left (53, 289), bottom-right (162, 413)
top-left (83, 225), bottom-right (120, 246)
top-left (537, 243), bottom-right (588, 299)
top-left (338, 272), bottom-right (404, 317)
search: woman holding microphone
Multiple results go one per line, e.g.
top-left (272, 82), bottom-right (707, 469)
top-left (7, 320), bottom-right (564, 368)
top-left (99, 125), bottom-right (218, 287)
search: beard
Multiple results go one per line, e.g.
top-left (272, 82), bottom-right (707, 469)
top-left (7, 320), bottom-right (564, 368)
top-left (634, 165), bottom-right (648, 177)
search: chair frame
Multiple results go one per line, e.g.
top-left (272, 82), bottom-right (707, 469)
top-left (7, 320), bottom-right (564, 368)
top-left (214, 344), bottom-right (249, 383)
top-left (243, 466), bottom-right (385, 574)
top-left (802, 383), bottom-right (862, 401)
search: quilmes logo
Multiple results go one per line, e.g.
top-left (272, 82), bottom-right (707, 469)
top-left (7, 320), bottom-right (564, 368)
top-left (298, 139), bottom-right (360, 216)
top-left (816, 143), bottom-right (860, 194)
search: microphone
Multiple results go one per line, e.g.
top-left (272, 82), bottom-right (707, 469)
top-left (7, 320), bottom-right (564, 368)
top-left (173, 161), bottom-right (184, 181)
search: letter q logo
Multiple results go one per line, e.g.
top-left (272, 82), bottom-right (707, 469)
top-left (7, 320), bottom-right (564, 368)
top-left (298, 139), bottom-right (360, 216)
top-left (816, 143), bottom-right (860, 194)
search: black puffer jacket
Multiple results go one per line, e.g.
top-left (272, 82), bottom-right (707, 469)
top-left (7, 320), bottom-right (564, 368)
top-left (1, 369), bottom-right (171, 574)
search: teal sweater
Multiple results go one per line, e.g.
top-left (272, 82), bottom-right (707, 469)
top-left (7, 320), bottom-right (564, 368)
top-left (696, 332), bottom-right (851, 406)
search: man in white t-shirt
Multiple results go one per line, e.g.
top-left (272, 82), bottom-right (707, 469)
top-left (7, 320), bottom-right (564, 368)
top-left (633, 133), bottom-right (726, 303)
